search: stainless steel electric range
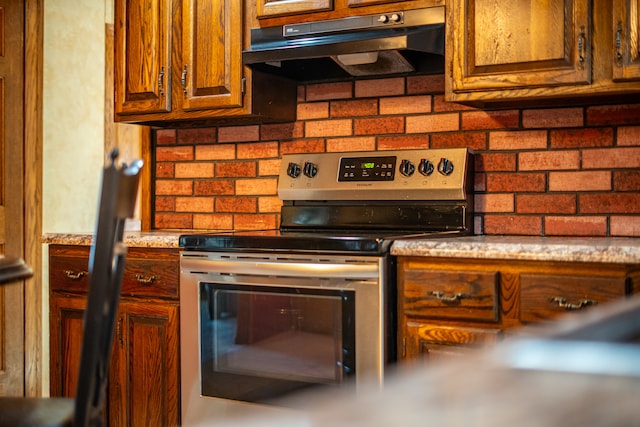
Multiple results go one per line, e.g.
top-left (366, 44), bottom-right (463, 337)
top-left (179, 148), bottom-right (473, 424)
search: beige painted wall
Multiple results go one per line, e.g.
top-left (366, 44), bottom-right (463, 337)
top-left (40, 0), bottom-right (139, 392)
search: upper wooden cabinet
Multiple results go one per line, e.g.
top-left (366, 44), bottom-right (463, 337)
top-left (115, 0), bottom-right (296, 125)
top-left (114, 0), bottom-right (172, 115)
top-left (446, 0), bottom-right (640, 104)
top-left (254, 0), bottom-right (443, 23)
top-left (613, 0), bottom-right (640, 81)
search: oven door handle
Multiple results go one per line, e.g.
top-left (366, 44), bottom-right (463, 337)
top-left (182, 258), bottom-right (380, 279)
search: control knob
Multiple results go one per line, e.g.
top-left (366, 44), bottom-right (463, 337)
top-left (303, 161), bottom-right (318, 178)
top-left (418, 159), bottom-right (434, 176)
top-left (287, 162), bottom-right (301, 178)
top-left (399, 159), bottom-right (415, 177)
top-left (437, 158), bottom-right (454, 176)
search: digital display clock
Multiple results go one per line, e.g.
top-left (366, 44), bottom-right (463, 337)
top-left (339, 156), bottom-right (396, 182)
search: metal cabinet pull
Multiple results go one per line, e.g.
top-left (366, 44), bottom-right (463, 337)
top-left (615, 21), bottom-right (623, 65)
top-left (117, 317), bottom-right (124, 348)
top-left (577, 26), bottom-right (586, 67)
top-left (550, 297), bottom-right (597, 310)
top-left (64, 270), bottom-right (87, 280)
top-left (135, 274), bottom-right (159, 284)
top-left (431, 291), bottom-right (465, 303)
top-left (181, 65), bottom-right (188, 94)
top-left (158, 66), bottom-right (165, 96)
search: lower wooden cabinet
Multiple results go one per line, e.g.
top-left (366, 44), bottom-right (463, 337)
top-left (398, 256), bottom-right (640, 363)
top-left (49, 245), bottom-right (180, 427)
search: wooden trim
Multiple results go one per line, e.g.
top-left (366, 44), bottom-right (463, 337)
top-left (24, 0), bottom-right (44, 397)
top-left (140, 127), bottom-right (152, 231)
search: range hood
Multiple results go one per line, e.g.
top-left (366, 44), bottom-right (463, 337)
top-left (242, 7), bottom-right (445, 81)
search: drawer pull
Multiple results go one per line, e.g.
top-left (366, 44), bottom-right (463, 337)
top-left (135, 274), bottom-right (159, 284)
top-left (64, 270), bottom-right (87, 280)
top-left (431, 291), bottom-right (466, 303)
top-left (550, 297), bottom-right (597, 310)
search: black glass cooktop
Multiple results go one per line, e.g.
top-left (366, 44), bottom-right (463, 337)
top-left (179, 229), bottom-right (465, 255)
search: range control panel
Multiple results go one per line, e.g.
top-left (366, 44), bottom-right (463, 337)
top-left (279, 148), bottom-right (472, 201)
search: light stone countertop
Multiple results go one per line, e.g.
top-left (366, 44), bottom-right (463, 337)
top-left (42, 231), bottom-right (185, 248)
top-left (391, 235), bottom-right (640, 264)
top-left (43, 232), bottom-right (640, 264)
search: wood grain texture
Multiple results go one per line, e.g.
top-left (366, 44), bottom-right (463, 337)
top-left (114, 0), bottom-right (297, 125)
top-left (254, 0), bottom-right (442, 26)
top-left (0, 0), bottom-right (25, 397)
top-left (445, 0), bottom-right (640, 103)
top-left (49, 245), bottom-right (181, 426)
top-left (612, 0), bottom-right (640, 81)
top-left (398, 256), bottom-right (640, 364)
top-left (24, 0), bottom-right (43, 397)
top-left (110, 302), bottom-right (180, 427)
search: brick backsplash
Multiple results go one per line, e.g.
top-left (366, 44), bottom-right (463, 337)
top-left (153, 75), bottom-right (640, 237)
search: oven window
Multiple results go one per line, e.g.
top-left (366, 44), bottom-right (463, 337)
top-left (199, 283), bottom-right (356, 404)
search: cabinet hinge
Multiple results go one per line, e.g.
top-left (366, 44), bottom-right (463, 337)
top-left (241, 77), bottom-right (246, 94)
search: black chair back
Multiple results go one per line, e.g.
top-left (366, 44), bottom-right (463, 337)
top-left (73, 150), bottom-right (143, 427)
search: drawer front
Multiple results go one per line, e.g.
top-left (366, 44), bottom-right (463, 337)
top-left (404, 322), bottom-right (501, 361)
top-left (50, 246), bottom-right (179, 299)
top-left (121, 254), bottom-right (179, 298)
top-left (520, 273), bottom-right (627, 322)
top-left (50, 252), bottom-right (91, 293)
top-left (402, 269), bottom-right (499, 322)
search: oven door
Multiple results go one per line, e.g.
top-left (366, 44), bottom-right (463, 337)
top-left (180, 251), bottom-right (389, 421)
top-left (200, 282), bottom-right (355, 403)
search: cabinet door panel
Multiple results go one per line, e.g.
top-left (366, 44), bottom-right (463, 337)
top-left (110, 302), bottom-right (180, 427)
top-left (613, 0), bottom-right (640, 81)
top-left (448, 0), bottom-right (591, 92)
top-left (256, 0), bottom-right (332, 18)
top-left (404, 322), bottom-right (501, 361)
top-left (520, 274), bottom-right (627, 322)
top-left (181, 0), bottom-right (243, 110)
top-left (49, 297), bottom-right (86, 398)
top-left (115, 0), bottom-right (172, 115)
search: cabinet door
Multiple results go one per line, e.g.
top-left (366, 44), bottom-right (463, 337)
top-left (109, 302), bottom-right (180, 427)
top-left (49, 296), bottom-right (86, 398)
top-left (256, 0), bottom-right (332, 18)
top-left (180, 0), bottom-right (244, 111)
top-left (403, 322), bottom-right (501, 361)
top-left (115, 0), bottom-right (172, 115)
top-left (447, 0), bottom-right (591, 94)
top-left (613, 0), bottom-right (640, 81)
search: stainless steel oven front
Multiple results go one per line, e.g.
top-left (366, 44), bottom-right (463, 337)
top-left (180, 250), bottom-right (393, 423)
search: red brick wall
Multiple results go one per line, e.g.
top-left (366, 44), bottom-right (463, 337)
top-left (153, 75), bottom-right (640, 236)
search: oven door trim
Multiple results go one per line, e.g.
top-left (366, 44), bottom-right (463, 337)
top-left (179, 251), bottom-right (389, 423)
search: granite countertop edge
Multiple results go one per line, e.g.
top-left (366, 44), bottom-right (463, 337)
top-left (42, 232), bottom-right (640, 264)
top-left (391, 235), bottom-right (640, 264)
top-left (42, 231), bottom-right (185, 248)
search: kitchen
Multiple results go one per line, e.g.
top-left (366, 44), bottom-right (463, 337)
top-left (5, 0), bottom-right (640, 425)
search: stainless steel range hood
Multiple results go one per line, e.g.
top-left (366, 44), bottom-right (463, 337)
top-left (242, 7), bottom-right (445, 81)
